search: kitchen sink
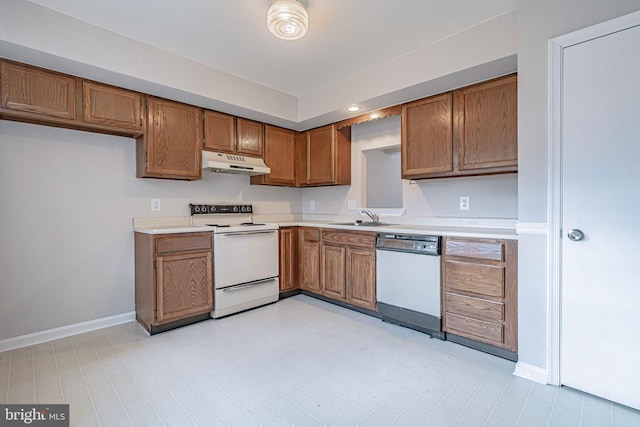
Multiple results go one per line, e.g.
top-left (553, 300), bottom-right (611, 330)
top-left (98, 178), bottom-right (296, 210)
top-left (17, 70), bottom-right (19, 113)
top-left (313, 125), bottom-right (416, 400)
top-left (332, 222), bottom-right (396, 227)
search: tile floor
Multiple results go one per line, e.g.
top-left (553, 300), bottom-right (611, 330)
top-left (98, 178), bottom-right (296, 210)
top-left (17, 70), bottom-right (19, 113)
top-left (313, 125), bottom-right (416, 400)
top-left (1, 295), bottom-right (639, 426)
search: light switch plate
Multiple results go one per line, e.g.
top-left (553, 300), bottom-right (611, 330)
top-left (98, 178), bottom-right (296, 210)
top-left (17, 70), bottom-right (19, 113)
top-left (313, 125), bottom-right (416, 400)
top-left (348, 200), bottom-right (357, 210)
top-left (151, 198), bottom-right (161, 212)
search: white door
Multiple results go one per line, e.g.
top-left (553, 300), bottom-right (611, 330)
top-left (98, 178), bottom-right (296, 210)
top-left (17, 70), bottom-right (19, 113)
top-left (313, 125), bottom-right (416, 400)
top-left (561, 23), bottom-right (640, 410)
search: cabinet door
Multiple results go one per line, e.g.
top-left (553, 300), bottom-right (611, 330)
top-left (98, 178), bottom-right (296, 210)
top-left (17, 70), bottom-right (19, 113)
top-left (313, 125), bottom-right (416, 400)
top-left (346, 247), bottom-right (376, 310)
top-left (82, 81), bottom-right (142, 134)
top-left (401, 93), bottom-right (453, 178)
top-left (156, 251), bottom-right (213, 324)
top-left (299, 229), bottom-right (321, 293)
top-left (279, 228), bottom-right (298, 292)
top-left (306, 125), bottom-right (335, 185)
top-left (262, 125), bottom-right (296, 185)
top-left (236, 118), bottom-right (264, 157)
top-left (139, 97), bottom-right (202, 180)
top-left (454, 75), bottom-right (517, 171)
top-left (203, 110), bottom-right (236, 153)
top-left (1, 60), bottom-right (77, 119)
top-left (321, 244), bottom-right (346, 300)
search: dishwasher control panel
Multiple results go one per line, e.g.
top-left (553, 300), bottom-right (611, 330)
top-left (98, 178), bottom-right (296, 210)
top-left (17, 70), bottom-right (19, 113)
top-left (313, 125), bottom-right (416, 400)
top-left (376, 233), bottom-right (441, 255)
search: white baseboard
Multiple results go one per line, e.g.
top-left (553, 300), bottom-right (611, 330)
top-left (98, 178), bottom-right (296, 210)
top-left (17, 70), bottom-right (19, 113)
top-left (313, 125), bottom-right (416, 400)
top-left (514, 361), bottom-right (549, 384)
top-left (0, 311), bottom-right (136, 353)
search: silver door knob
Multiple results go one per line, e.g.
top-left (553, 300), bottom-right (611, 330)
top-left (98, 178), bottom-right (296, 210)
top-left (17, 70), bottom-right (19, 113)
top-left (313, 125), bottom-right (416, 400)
top-left (567, 229), bottom-right (585, 241)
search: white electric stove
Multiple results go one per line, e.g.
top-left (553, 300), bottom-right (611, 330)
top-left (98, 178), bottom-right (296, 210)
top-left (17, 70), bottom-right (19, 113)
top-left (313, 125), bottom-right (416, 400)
top-left (189, 203), bottom-right (279, 318)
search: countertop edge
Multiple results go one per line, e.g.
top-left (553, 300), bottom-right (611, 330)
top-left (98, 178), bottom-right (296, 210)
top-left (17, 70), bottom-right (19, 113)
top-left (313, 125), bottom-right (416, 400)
top-left (134, 221), bottom-right (517, 239)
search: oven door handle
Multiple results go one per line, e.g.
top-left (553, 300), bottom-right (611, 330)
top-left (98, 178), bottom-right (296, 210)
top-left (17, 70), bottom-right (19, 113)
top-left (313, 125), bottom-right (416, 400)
top-left (220, 230), bottom-right (277, 236)
top-left (221, 277), bottom-right (277, 292)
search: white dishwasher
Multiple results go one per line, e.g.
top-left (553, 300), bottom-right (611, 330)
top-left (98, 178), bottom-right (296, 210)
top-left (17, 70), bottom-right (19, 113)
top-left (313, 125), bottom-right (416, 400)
top-left (376, 233), bottom-right (443, 338)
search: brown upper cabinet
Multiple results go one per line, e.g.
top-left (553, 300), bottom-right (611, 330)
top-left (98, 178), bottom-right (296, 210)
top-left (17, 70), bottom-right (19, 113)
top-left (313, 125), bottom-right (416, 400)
top-left (136, 97), bottom-right (203, 180)
top-left (82, 81), bottom-right (143, 133)
top-left (251, 125), bottom-right (297, 186)
top-left (1, 60), bottom-right (77, 121)
top-left (401, 92), bottom-right (453, 177)
top-left (203, 111), bottom-right (264, 158)
top-left (402, 74), bottom-right (517, 180)
top-left (0, 60), bottom-right (143, 136)
top-left (298, 124), bottom-right (351, 187)
top-left (236, 118), bottom-right (264, 157)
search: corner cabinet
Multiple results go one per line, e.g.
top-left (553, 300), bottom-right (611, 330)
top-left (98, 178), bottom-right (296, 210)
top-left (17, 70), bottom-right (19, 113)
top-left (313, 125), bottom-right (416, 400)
top-left (251, 125), bottom-right (297, 186)
top-left (136, 97), bottom-right (203, 180)
top-left (320, 230), bottom-right (377, 311)
top-left (298, 124), bottom-right (351, 186)
top-left (402, 74), bottom-right (517, 180)
top-left (135, 232), bottom-right (214, 334)
top-left (442, 237), bottom-right (517, 353)
top-left (278, 227), bottom-right (298, 293)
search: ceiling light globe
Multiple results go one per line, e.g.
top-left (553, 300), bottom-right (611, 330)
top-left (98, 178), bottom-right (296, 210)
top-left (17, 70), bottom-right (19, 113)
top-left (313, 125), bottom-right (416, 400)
top-left (268, 0), bottom-right (309, 40)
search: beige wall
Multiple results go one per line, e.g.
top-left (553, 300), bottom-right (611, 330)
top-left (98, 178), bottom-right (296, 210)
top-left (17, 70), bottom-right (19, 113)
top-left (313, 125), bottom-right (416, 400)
top-left (0, 121), bottom-right (302, 341)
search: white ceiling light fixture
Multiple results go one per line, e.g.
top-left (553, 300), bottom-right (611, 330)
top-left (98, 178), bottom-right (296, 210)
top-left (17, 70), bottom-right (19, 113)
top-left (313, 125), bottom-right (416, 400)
top-left (267, 0), bottom-right (309, 40)
top-left (346, 105), bottom-right (361, 112)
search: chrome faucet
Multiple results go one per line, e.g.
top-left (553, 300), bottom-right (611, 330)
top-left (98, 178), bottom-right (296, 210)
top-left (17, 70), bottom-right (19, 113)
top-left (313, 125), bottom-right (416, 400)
top-left (360, 209), bottom-right (378, 223)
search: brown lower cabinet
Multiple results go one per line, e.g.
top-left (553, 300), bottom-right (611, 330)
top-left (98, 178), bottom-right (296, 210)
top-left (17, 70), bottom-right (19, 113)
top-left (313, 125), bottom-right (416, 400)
top-left (442, 237), bottom-right (517, 352)
top-left (320, 230), bottom-right (377, 311)
top-left (134, 232), bottom-right (214, 333)
top-left (299, 228), bottom-right (321, 293)
top-left (278, 227), bottom-right (298, 293)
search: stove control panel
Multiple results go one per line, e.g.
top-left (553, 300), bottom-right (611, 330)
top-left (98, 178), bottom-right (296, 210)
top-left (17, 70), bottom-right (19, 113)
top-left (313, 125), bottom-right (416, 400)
top-left (189, 204), bottom-right (253, 215)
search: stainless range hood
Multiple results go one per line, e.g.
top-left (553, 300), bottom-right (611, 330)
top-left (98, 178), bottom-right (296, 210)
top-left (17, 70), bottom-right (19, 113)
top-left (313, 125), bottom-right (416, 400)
top-left (202, 151), bottom-right (271, 176)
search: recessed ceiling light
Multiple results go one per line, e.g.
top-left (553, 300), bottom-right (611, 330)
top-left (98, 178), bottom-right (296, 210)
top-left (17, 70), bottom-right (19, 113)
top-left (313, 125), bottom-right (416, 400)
top-left (267, 0), bottom-right (309, 41)
top-left (347, 105), bottom-right (361, 112)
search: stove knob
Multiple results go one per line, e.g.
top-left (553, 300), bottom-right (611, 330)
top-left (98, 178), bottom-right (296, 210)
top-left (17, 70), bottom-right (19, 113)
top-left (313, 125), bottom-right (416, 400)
top-left (233, 206), bottom-right (239, 212)
top-left (241, 206), bottom-right (246, 212)
top-left (210, 205), bottom-right (217, 212)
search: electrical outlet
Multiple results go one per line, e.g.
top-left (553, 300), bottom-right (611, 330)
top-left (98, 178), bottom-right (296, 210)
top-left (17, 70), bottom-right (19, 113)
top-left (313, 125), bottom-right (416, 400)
top-left (150, 198), bottom-right (161, 212)
top-left (459, 196), bottom-right (470, 211)
top-left (309, 200), bottom-right (315, 210)
top-left (348, 200), bottom-right (357, 210)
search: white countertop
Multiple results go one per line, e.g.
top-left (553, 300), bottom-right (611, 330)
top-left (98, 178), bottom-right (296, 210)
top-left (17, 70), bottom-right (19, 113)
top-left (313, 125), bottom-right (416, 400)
top-left (278, 221), bottom-right (517, 239)
top-left (134, 219), bottom-right (517, 239)
top-left (134, 224), bottom-right (215, 234)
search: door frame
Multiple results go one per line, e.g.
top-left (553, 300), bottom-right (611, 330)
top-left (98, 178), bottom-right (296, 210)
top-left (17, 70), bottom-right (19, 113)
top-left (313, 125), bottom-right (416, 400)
top-left (547, 10), bottom-right (640, 387)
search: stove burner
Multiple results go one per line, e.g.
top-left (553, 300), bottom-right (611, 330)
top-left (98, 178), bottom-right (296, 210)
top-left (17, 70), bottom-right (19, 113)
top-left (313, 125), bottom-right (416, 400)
top-left (206, 224), bottom-right (230, 227)
top-left (240, 222), bottom-right (265, 226)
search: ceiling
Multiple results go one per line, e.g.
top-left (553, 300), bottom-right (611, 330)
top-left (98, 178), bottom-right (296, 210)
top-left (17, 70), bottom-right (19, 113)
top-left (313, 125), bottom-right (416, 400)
top-left (26, 0), bottom-right (517, 97)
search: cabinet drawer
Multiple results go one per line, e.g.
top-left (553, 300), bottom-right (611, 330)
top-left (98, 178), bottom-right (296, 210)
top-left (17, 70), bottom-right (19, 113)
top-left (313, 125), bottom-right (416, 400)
top-left (445, 292), bottom-right (504, 322)
top-left (301, 228), bottom-right (320, 242)
top-left (322, 230), bottom-right (375, 248)
top-left (155, 233), bottom-right (212, 254)
top-left (445, 239), bottom-right (504, 261)
top-left (445, 313), bottom-right (503, 345)
top-left (444, 261), bottom-right (504, 298)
